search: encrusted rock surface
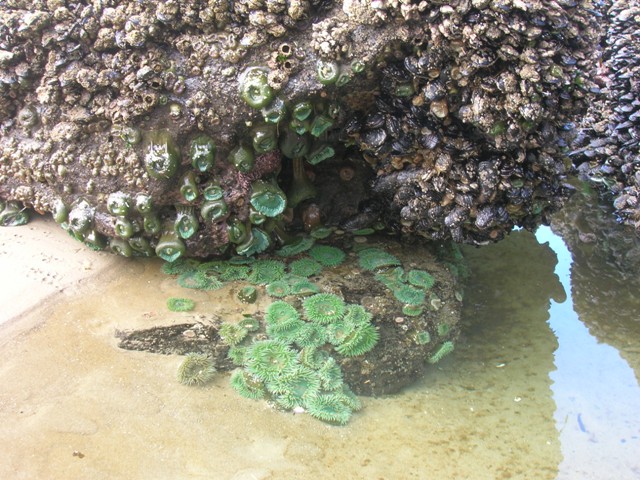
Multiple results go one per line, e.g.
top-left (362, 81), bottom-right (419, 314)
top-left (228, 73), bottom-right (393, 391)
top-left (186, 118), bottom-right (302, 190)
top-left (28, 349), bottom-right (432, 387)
top-left (1, 0), bottom-right (600, 258)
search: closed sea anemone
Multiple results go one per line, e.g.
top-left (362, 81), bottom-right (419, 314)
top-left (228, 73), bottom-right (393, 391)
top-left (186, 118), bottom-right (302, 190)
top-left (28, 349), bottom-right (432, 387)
top-left (238, 286), bottom-right (258, 304)
top-left (303, 293), bottom-right (346, 324)
top-left (218, 322), bottom-right (249, 347)
top-left (357, 247), bottom-right (401, 271)
top-left (306, 393), bottom-right (352, 425)
top-left (177, 353), bottom-right (216, 386)
top-left (334, 323), bottom-right (379, 357)
top-left (230, 369), bottom-right (266, 400)
top-left (167, 297), bottom-right (195, 312)
top-left (402, 304), bottom-right (424, 317)
top-left (407, 269), bottom-right (435, 289)
top-left (245, 340), bottom-right (298, 382)
top-left (308, 245), bottom-right (346, 267)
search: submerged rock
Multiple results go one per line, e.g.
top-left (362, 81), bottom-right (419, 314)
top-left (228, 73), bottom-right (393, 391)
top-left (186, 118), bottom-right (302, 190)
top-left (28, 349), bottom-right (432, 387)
top-left (117, 234), bottom-right (464, 396)
top-left (0, 0), bottom-right (600, 258)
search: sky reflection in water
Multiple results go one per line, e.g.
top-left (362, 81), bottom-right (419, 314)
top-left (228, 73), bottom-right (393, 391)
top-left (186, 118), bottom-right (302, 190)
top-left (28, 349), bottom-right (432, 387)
top-left (536, 226), bottom-right (640, 480)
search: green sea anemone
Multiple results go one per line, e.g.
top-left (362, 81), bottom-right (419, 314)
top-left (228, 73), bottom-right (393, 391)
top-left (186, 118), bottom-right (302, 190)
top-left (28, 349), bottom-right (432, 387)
top-left (288, 157), bottom-right (317, 208)
top-left (307, 143), bottom-right (335, 166)
top-left (218, 322), bottom-right (249, 347)
top-left (237, 286), bottom-right (258, 304)
top-left (261, 97), bottom-right (287, 124)
top-left (279, 129), bottom-right (310, 159)
top-left (228, 346), bottom-right (248, 366)
top-left (201, 199), bottom-right (229, 223)
top-left (245, 340), bottom-right (298, 382)
top-left (294, 323), bottom-right (328, 348)
top-left (308, 245), bottom-right (346, 267)
top-left (316, 60), bottom-right (340, 85)
top-left (52, 199), bottom-right (68, 224)
top-left (68, 200), bottom-right (94, 235)
top-left (335, 385), bottom-right (362, 411)
top-left (358, 247), bottom-right (401, 271)
top-left (109, 237), bottom-right (133, 257)
top-left (229, 144), bottom-right (255, 173)
top-left (289, 258), bottom-right (323, 278)
top-left (402, 304), bottom-right (424, 317)
top-left (161, 258), bottom-right (200, 275)
top-left (227, 218), bottom-right (249, 244)
top-left (251, 124), bottom-right (278, 154)
top-left (143, 213), bottom-right (161, 235)
top-left (292, 100), bottom-right (313, 121)
top-left (177, 353), bottom-right (216, 386)
top-left (174, 206), bottom-right (198, 239)
top-left (106, 192), bottom-right (131, 216)
top-left (334, 323), bottom-right (379, 357)
top-left (392, 285), bottom-right (426, 306)
top-left (326, 321), bottom-right (355, 346)
top-left (414, 331), bottom-right (431, 345)
top-left (167, 297), bottom-right (195, 312)
top-left (248, 259), bottom-right (286, 285)
top-left (236, 228), bottom-right (271, 256)
top-left (306, 393), bottom-right (352, 425)
top-left (219, 265), bottom-right (250, 282)
top-left (230, 369), bottom-right (266, 400)
top-left (190, 135), bottom-right (216, 173)
top-left (289, 279), bottom-right (320, 296)
top-left (428, 341), bottom-right (455, 364)
top-left (310, 114), bottom-right (334, 137)
top-left (129, 236), bottom-right (155, 256)
top-left (82, 230), bottom-right (107, 251)
top-left (239, 67), bottom-right (274, 109)
top-left (135, 194), bottom-right (154, 214)
top-left (303, 293), bottom-right (346, 324)
top-left (436, 322), bottom-right (450, 337)
top-left (180, 171), bottom-right (199, 203)
top-left (310, 226), bottom-right (333, 239)
top-left (407, 269), bottom-right (435, 289)
top-left (264, 301), bottom-right (300, 331)
top-left (155, 231), bottom-right (185, 262)
top-left (114, 216), bottom-right (134, 239)
top-left (250, 180), bottom-right (287, 217)
top-left (266, 365), bottom-right (320, 406)
top-left (275, 236), bottom-right (315, 257)
top-left (317, 357), bottom-right (344, 391)
top-left (144, 130), bottom-right (179, 180)
top-left (203, 183), bottom-right (224, 201)
top-left (343, 305), bottom-right (372, 325)
top-left (266, 281), bottom-right (291, 298)
top-left (239, 317), bottom-right (260, 332)
top-left (298, 346), bottom-right (330, 369)
top-left (177, 270), bottom-right (209, 290)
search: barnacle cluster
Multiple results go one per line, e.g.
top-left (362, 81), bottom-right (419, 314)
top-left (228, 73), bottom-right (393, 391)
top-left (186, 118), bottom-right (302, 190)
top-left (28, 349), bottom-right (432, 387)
top-left (0, 0), bottom-right (600, 256)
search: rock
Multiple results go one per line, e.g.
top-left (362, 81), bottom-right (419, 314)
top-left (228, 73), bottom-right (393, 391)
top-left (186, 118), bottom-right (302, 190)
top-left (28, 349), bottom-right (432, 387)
top-left (0, 1), bottom-right (600, 256)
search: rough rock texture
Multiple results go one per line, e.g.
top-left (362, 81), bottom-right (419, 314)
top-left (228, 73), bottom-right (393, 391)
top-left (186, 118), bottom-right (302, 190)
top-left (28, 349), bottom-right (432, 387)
top-left (571, 0), bottom-right (640, 234)
top-left (0, 0), bottom-right (600, 258)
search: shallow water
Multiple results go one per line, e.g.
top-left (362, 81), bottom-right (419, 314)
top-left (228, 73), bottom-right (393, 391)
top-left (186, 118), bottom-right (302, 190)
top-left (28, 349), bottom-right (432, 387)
top-left (1, 189), bottom-right (639, 479)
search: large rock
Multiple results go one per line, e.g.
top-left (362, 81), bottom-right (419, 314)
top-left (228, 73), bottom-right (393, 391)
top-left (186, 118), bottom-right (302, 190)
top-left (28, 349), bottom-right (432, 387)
top-left (0, 0), bottom-right (599, 258)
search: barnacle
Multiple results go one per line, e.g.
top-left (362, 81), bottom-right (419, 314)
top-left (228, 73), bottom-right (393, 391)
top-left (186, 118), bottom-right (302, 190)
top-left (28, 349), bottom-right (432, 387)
top-left (218, 322), bottom-right (249, 347)
top-left (189, 135), bottom-right (216, 173)
top-left (106, 192), bottom-right (131, 216)
top-left (144, 130), bottom-right (179, 180)
top-left (427, 341), bottom-right (455, 364)
top-left (239, 67), bottom-right (274, 109)
top-left (230, 369), bottom-right (266, 400)
top-left (392, 285), bottom-right (425, 306)
top-left (250, 180), bottom-right (287, 217)
top-left (407, 269), bottom-right (435, 289)
top-left (334, 323), bottom-right (379, 357)
top-left (266, 281), bottom-right (291, 298)
top-left (201, 199), bottom-right (229, 223)
top-left (177, 353), bottom-right (216, 386)
top-left (306, 393), bottom-right (352, 425)
top-left (174, 206), bottom-right (198, 239)
top-left (167, 297), bottom-right (195, 312)
top-left (303, 293), bottom-right (346, 324)
top-left (308, 245), bottom-right (345, 267)
top-left (109, 237), bottom-right (133, 257)
top-left (245, 340), bottom-right (298, 382)
top-left (179, 172), bottom-right (199, 203)
top-left (229, 144), bottom-right (255, 173)
top-left (248, 259), bottom-right (286, 285)
top-left (357, 247), bottom-right (401, 271)
top-left (289, 258), bottom-right (323, 277)
top-left (155, 231), bottom-right (185, 262)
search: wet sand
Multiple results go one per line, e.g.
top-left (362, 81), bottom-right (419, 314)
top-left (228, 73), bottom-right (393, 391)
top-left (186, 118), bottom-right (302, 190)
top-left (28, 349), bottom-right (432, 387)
top-left (0, 217), bottom-right (563, 479)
